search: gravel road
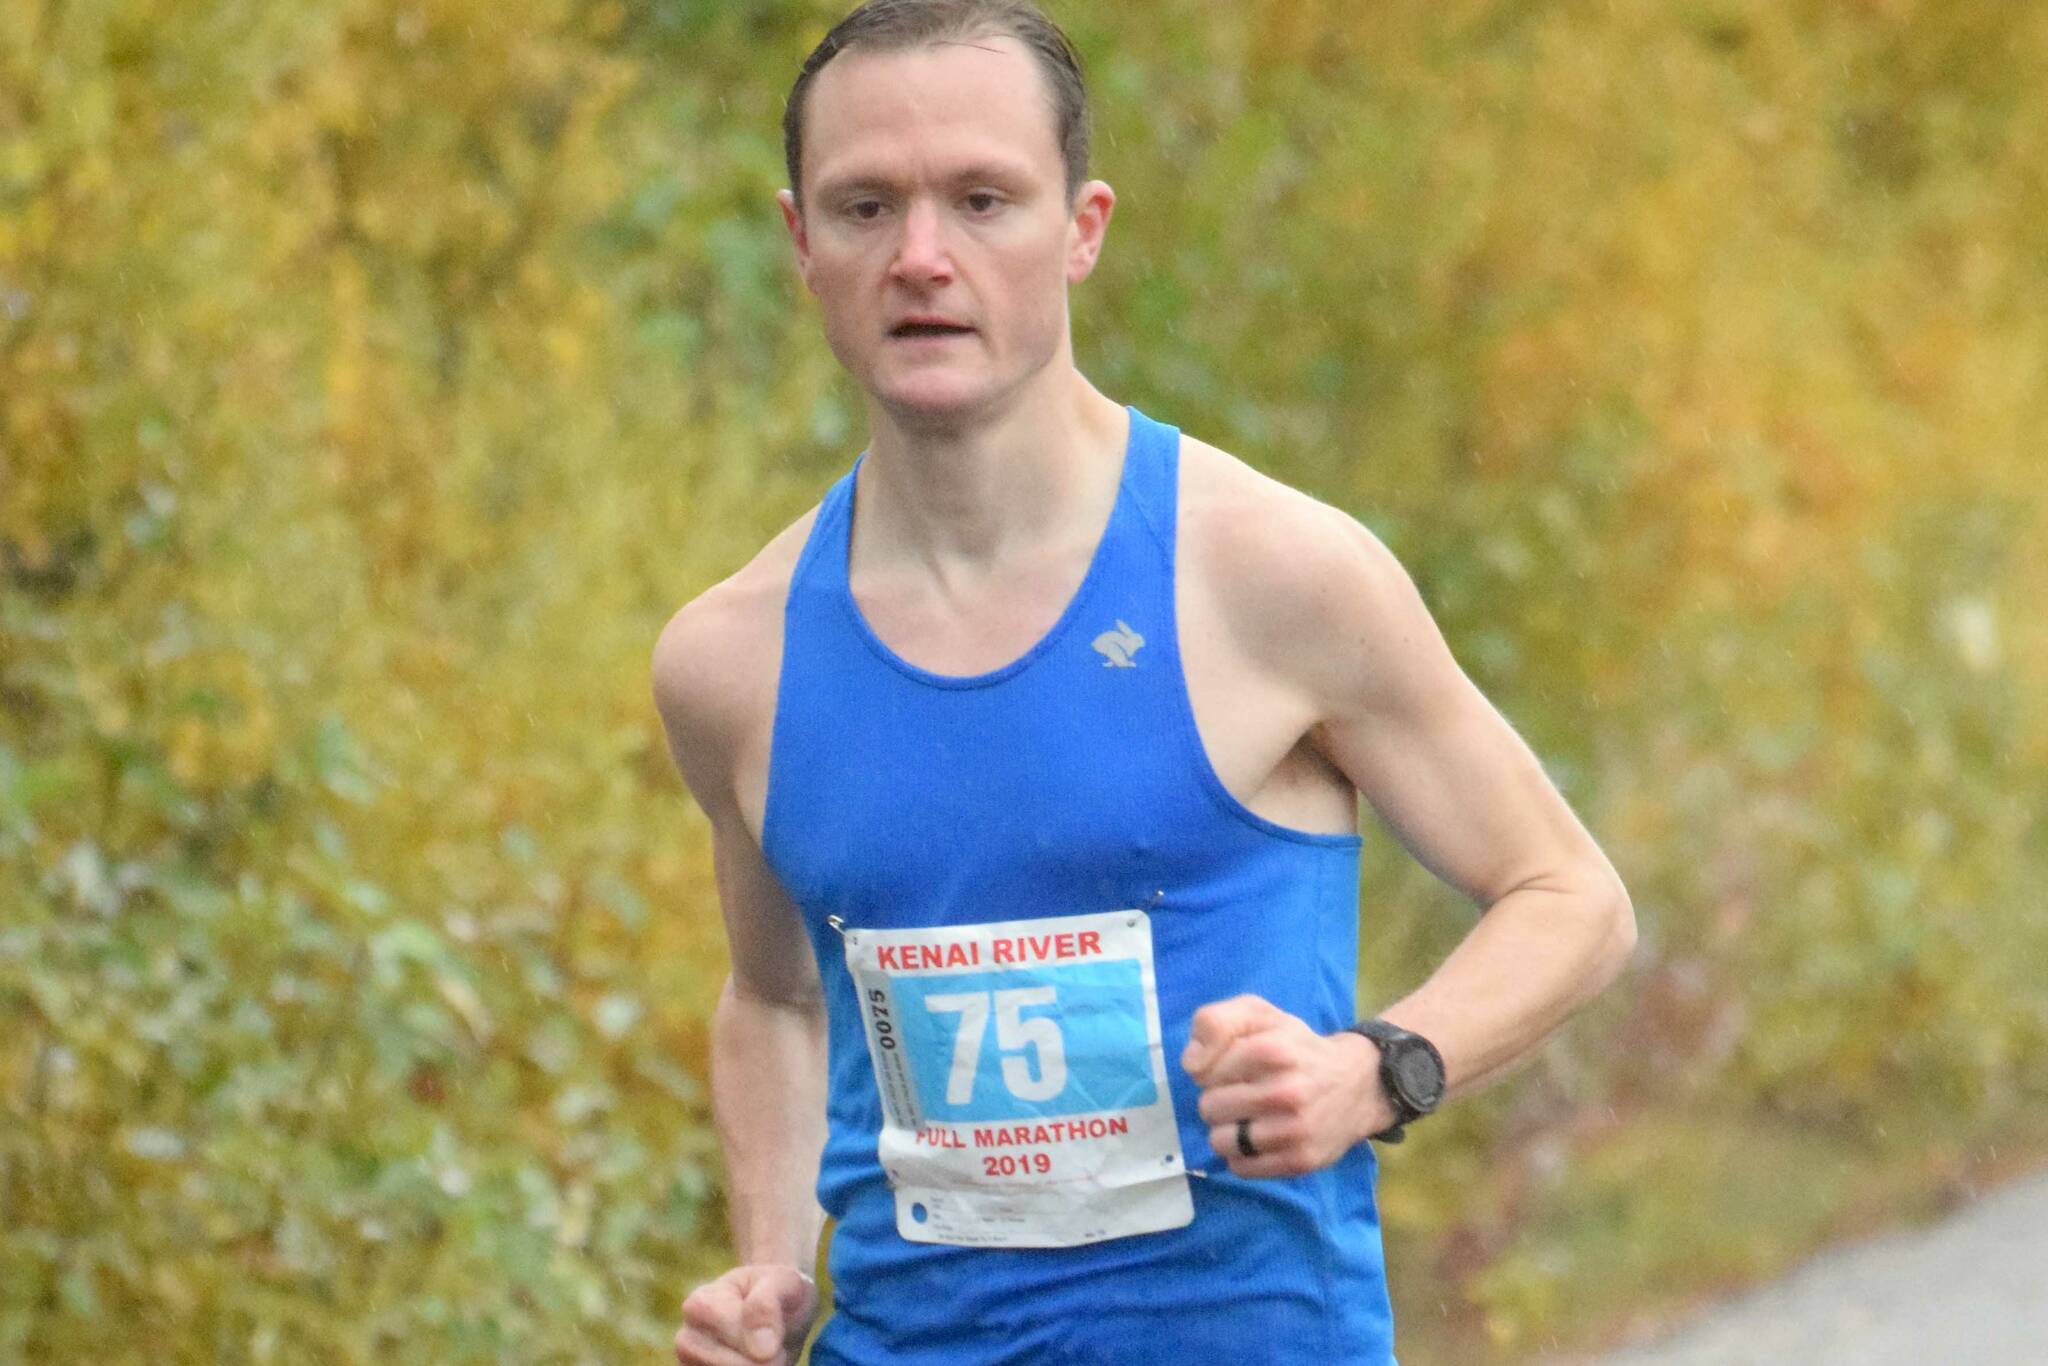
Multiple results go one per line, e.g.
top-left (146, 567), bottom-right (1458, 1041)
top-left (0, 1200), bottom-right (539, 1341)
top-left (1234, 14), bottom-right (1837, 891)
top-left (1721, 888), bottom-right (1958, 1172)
top-left (1594, 1169), bottom-right (2048, 1365)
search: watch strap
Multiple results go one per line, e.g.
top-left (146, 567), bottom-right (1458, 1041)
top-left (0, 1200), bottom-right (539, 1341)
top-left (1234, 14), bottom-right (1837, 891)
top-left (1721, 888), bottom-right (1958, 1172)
top-left (1346, 1019), bottom-right (1444, 1144)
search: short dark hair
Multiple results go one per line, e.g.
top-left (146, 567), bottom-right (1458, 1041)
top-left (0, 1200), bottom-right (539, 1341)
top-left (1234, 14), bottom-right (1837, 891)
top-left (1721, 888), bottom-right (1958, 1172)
top-left (783, 0), bottom-right (1091, 208)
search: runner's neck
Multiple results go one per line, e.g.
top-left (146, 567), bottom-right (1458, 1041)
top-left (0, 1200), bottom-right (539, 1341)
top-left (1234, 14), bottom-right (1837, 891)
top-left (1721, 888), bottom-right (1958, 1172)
top-left (855, 370), bottom-right (1127, 573)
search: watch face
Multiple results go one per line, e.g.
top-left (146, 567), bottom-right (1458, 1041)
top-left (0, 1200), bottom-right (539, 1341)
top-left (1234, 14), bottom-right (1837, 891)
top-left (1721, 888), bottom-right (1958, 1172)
top-left (1392, 1044), bottom-right (1444, 1108)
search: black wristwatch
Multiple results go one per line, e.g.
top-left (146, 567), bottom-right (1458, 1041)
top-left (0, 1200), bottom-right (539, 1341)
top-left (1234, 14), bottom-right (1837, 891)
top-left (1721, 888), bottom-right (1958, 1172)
top-left (1346, 1018), bottom-right (1446, 1144)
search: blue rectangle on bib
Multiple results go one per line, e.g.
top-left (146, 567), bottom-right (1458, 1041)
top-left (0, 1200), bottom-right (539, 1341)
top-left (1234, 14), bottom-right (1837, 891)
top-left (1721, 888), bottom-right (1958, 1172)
top-left (889, 962), bottom-right (1157, 1123)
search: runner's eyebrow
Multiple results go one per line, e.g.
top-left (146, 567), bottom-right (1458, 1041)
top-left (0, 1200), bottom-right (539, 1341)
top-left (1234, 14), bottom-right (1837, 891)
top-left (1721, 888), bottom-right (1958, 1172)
top-left (814, 175), bottom-right (897, 203)
top-left (940, 162), bottom-right (1034, 190)
top-left (813, 162), bottom-right (1036, 203)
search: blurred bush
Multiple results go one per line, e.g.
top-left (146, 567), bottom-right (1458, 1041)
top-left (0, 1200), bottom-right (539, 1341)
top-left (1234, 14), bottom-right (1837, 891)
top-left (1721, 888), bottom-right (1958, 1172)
top-left (2, 0), bottom-right (2043, 1360)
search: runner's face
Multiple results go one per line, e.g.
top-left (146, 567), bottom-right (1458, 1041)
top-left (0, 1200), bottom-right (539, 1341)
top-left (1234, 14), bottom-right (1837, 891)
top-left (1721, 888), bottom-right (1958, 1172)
top-left (781, 38), bottom-right (1109, 423)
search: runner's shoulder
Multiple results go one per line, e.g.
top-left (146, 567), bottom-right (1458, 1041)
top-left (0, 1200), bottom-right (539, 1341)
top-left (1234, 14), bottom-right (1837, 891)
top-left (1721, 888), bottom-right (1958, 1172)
top-left (650, 507), bottom-right (819, 758)
top-left (1177, 433), bottom-right (1416, 665)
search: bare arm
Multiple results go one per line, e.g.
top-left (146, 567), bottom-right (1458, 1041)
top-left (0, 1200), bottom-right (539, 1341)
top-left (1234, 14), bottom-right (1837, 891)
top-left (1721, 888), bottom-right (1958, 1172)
top-left (703, 837), bottom-right (828, 1269)
top-left (652, 578), bottom-right (826, 1366)
top-left (1298, 513), bottom-right (1635, 1097)
top-left (1182, 474), bottom-right (1634, 1175)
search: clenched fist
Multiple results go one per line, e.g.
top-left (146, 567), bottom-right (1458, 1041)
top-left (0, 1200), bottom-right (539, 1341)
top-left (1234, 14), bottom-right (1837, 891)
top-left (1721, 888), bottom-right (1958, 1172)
top-left (675, 1263), bottom-right (820, 1366)
top-left (1181, 994), bottom-right (1390, 1178)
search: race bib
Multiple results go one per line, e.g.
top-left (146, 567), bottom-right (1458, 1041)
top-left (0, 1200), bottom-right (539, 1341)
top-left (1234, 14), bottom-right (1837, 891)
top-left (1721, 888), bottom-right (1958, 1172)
top-left (843, 908), bottom-right (1194, 1248)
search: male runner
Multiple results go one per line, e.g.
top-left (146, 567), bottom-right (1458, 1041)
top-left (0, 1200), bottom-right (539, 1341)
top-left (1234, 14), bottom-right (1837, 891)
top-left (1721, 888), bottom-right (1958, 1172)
top-left (655, 3), bottom-right (1636, 1362)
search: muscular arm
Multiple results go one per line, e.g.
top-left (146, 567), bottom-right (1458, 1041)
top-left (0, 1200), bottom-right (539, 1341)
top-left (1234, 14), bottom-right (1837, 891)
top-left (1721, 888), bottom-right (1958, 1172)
top-left (1280, 501), bottom-right (1636, 1097)
top-left (652, 577), bottom-right (828, 1273)
top-left (703, 844), bottom-right (828, 1268)
top-left (1181, 460), bottom-right (1635, 1165)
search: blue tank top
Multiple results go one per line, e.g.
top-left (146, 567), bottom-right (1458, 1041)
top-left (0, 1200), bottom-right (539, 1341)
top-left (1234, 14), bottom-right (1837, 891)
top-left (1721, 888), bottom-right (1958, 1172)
top-left (763, 407), bottom-right (1395, 1364)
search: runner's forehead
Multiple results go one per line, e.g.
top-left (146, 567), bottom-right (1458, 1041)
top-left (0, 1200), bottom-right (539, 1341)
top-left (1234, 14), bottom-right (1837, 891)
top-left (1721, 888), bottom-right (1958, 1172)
top-left (800, 38), bottom-right (1064, 196)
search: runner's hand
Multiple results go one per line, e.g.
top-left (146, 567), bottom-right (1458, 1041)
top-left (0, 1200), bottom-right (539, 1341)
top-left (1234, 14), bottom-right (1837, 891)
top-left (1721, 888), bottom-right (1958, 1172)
top-left (675, 1263), bottom-right (819, 1366)
top-left (1182, 994), bottom-right (1390, 1178)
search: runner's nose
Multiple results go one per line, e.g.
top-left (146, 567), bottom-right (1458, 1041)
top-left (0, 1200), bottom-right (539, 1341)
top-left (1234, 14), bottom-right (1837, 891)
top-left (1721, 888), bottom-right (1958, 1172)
top-left (890, 199), bottom-right (954, 284)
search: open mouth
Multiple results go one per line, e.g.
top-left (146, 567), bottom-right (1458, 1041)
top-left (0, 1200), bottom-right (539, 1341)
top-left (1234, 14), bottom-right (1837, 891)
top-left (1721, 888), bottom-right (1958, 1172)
top-left (889, 321), bottom-right (974, 339)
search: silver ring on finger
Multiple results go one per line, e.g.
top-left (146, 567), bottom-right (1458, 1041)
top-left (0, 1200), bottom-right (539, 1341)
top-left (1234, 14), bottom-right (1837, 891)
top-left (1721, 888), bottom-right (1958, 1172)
top-left (1236, 1116), bottom-right (1259, 1158)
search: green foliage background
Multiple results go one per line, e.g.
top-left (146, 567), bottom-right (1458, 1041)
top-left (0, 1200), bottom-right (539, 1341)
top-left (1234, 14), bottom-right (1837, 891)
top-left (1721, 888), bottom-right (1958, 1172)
top-left (3, 0), bottom-right (2044, 1360)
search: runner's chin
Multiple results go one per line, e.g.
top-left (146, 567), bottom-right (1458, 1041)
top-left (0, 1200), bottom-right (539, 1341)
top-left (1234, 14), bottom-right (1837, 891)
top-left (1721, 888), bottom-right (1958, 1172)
top-left (875, 338), bottom-right (987, 401)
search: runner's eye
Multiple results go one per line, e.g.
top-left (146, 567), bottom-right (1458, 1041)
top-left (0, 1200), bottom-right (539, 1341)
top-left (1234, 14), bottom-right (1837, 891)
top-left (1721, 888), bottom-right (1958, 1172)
top-left (964, 192), bottom-right (1000, 214)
